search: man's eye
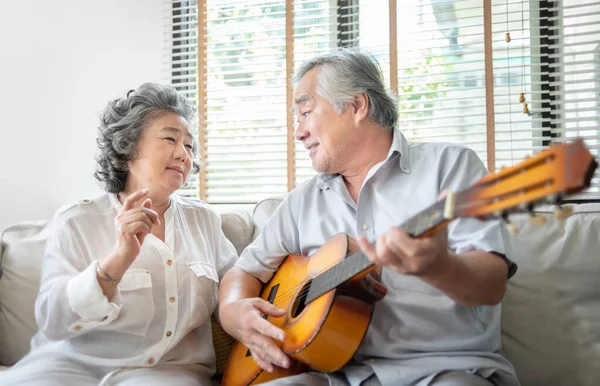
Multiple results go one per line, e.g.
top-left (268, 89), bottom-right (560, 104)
top-left (302, 111), bottom-right (309, 117)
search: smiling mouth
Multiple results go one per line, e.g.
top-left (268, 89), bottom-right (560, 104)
top-left (308, 144), bottom-right (319, 156)
top-left (167, 167), bottom-right (184, 175)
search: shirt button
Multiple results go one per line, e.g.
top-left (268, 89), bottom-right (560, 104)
top-left (362, 224), bottom-right (369, 230)
top-left (169, 297), bottom-right (176, 303)
top-left (166, 331), bottom-right (172, 337)
top-left (166, 259), bottom-right (173, 266)
top-left (73, 325), bottom-right (82, 331)
top-left (147, 357), bottom-right (155, 365)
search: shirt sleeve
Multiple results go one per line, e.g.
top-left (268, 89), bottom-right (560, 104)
top-left (440, 147), bottom-right (518, 279)
top-left (34, 215), bottom-right (122, 341)
top-left (235, 194), bottom-right (300, 283)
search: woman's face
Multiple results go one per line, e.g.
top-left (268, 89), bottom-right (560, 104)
top-left (125, 112), bottom-right (194, 198)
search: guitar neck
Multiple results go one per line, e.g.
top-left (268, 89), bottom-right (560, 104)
top-left (305, 139), bottom-right (599, 304)
top-left (306, 196), bottom-right (454, 304)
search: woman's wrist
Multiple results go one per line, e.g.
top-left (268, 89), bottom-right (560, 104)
top-left (98, 253), bottom-right (131, 283)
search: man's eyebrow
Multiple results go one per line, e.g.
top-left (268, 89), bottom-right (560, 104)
top-left (161, 126), bottom-right (193, 140)
top-left (291, 95), bottom-right (312, 113)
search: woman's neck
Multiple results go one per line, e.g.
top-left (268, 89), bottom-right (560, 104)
top-left (117, 189), bottom-right (171, 218)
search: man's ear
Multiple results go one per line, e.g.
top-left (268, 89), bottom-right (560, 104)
top-left (352, 92), bottom-right (370, 122)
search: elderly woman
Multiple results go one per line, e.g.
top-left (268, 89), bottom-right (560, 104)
top-left (1, 83), bottom-right (237, 385)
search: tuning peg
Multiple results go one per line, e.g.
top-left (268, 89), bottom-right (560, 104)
top-left (528, 214), bottom-right (547, 226)
top-left (545, 194), bottom-right (559, 205)
top-left (505, 221), bottom-right (519, 234)
top-left (524, 203), bottom-right (546, 226)
top-left (553, 206), bottom-right (573, 220)
top-left (501, 213), bottom-right (519, 234)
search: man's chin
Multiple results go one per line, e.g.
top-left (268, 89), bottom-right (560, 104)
top-left (312, 163), bottom-right (330, 174)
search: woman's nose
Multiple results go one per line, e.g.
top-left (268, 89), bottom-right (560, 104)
top-left (175, 142), bottom-right (188, 160)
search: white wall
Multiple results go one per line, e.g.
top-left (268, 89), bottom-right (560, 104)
top-left (0, 0), bottom-right (166, 231)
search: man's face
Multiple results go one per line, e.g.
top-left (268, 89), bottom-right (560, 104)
top-left (293, 68), bottom-right (357, 174)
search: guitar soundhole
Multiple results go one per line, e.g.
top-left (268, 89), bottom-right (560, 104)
top-left (291, 280), bottom-right (312, 318)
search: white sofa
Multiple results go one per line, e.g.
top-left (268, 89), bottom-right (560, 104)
top-left (1, 197), bottom-right (599, 385)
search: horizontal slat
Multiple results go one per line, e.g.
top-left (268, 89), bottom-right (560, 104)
top-left (206, 186), bottom-right (287, 195)
top-left (206, 166), bottom-right (288, 174)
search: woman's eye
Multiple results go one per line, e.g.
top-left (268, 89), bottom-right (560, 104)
top-left (164, 137), bottom-right (176, 143)
top-left (185, 144), bottom-right (193, 150)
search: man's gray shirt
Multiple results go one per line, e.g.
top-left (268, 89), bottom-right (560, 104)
top-left (236, 129), bottom-right (519, 385)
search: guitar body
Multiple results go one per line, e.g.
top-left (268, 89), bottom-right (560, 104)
top-left (222, 233), bottom-right (387, 386)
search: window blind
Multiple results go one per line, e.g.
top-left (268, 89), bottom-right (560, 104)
top-left (492, 0), bottom-right (539, 171)
top-left (167, 0), bottom-right (600, 202)
top-left (493, 0), bottom-right (600, 198)
top-left (169, 1), bottom-right (200, 197)
top-left (396, 0), bottom-right (599, 198)
top-left (396, 0), bottom-right (490, 162)
top-left (168, 0), bottom-right (378, 202)
top-left (293, 0), bottom-right (390, 186)
top-left (544, 0), bottom-right (599, 198)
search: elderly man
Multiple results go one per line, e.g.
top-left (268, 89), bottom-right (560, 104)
top-left (218, 50), bottom-right (519, 386)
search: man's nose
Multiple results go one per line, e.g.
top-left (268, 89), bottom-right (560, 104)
top-left (295, 122), bottom-right (308, 142)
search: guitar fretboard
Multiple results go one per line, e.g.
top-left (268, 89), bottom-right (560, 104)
top-left (306, 198), bottom-right (450, 304)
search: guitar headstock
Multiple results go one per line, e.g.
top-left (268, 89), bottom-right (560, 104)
top-left (452, 139), bottom-right (598, 220)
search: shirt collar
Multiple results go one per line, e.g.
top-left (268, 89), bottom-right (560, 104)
top-left (389, 127), bottom-right (411, 174)
top-left (317, 128), bottom-right (411, 190)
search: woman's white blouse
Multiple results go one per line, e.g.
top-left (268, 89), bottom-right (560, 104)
top-left (31, 193), bottom-right (237, 370)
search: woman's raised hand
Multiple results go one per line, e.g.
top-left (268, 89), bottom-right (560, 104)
top-left (113, 189), bottom-right (160, 264)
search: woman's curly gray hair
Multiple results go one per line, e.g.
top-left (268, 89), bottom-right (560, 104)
top-left (94, 83), bottom-right (199, 193)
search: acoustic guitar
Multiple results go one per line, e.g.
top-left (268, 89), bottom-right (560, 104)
top-left (222, 139), bottom-right (597, 386)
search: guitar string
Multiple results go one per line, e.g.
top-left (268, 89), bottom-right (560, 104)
top-left (263, 193), bottom-right (480, 310)
top-left (262, 202), bottom-right (462, 308)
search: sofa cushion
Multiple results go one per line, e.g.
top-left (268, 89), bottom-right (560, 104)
top-left (0, 220), bottom-right (49, 365)
top-left (501, 203), bottom-right (600, 386)
top-left (220, 208), bottom-right (254, 256)
top-left (252, 196), bottom-right (285, 241)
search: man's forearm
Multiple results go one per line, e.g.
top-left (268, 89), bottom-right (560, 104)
top-left (219, 266), bottom-right (263, 310)
top-left (419, 250), bottom-right (508, 306)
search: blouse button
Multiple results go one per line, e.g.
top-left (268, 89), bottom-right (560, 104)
top-left (73, 325), bottom-right (82, 332)
top-left (166, 331), bottom-right (172, 337)
top-left (147, 357), bottom-right (155, 365)
top-left (166, 259), bottom-right (173, 266)
top-left (362, 224), bottom-right (369, 230)
top-left (169, 296), bottom-right (176, 303)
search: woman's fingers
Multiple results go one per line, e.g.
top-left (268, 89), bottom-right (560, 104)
top-left (117, 211), bottom-right (155, 234)
top-left (119, 221), bottom-right (151, 242)
top-left (140, 206), bottom-right (160, 226)
top-left (122, 189), bottom-right (149, 211)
